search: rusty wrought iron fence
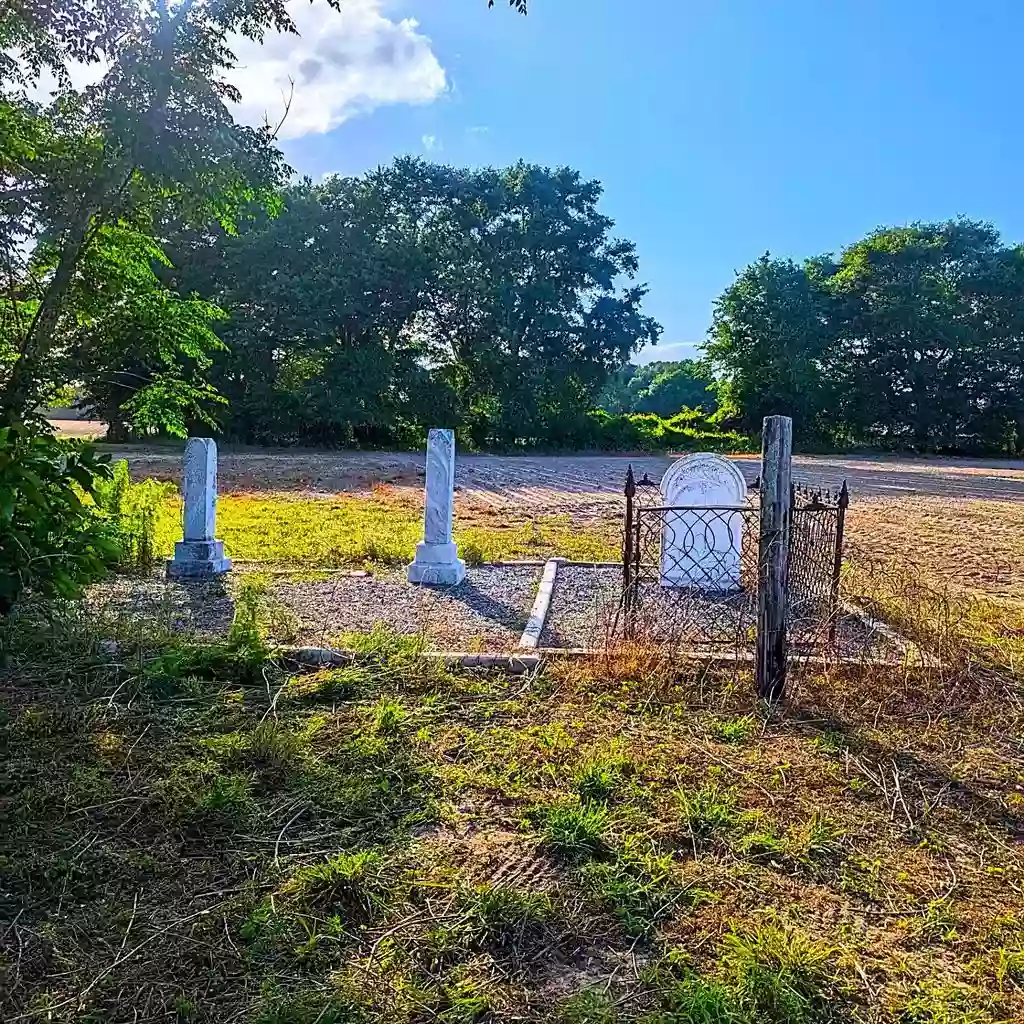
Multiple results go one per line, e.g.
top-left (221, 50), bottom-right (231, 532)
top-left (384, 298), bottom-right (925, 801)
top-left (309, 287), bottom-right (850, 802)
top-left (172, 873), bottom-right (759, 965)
top-left (789, 481), bottom-right (848, 643)
top-left (619, 467), bottom-right (848, 650)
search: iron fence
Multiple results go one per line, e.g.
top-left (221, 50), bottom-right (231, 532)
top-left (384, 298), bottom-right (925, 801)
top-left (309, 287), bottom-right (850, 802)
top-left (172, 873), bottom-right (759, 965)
top-left (619, 467), bottom-right (848, 650)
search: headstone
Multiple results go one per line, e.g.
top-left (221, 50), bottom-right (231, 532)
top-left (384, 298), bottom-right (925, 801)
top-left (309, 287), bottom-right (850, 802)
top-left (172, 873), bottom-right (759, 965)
top-left (407, 428), bottom-right (466, 586)
top-left (659, 452), bottom-right (747, 590)
top-left (166, 437), bottom-right (232, 578)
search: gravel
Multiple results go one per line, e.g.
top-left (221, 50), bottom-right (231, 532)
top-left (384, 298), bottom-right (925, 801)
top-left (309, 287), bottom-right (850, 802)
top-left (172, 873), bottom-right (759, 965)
top-left (89, 565), bottom-right (542, 652)
top-left (275, 565), bottom-right (541, 650)
top-left (541, 563), bottom-right (899, 659)
top-left (541, 565), bottom-right (620, 648)
top-left (88, 561), bottom-right (897, 661)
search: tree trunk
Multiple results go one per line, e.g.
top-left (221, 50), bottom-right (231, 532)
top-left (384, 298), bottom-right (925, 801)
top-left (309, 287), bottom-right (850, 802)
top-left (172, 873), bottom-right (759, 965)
top-left (0, 211), bottom-right (93, 424)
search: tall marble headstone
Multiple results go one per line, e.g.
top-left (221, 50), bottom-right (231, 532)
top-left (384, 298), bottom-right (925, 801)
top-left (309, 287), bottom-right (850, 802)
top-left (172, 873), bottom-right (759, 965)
top-left (660, 452), bottom-right (747, 590)
top-left (166, 437), bottom-right (232, 578)
top-left (407, 428), bottom-right (466, 586)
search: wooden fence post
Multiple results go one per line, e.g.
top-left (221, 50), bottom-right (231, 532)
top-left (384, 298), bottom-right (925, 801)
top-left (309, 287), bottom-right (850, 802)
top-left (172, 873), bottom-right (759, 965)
top-left (756, 415), bottom-right (793, 701)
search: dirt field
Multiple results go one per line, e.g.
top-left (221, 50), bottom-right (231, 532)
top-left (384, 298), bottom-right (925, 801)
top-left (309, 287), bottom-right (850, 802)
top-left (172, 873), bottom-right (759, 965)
top-left (88, 437), bottom-right (1024, 503)
top-left (68, 427), bottom-right (1024, 605)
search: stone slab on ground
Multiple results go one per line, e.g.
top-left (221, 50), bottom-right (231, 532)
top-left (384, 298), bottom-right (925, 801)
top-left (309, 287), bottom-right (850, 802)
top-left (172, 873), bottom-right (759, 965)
top-left (89, 565), bottom-right (542, 653)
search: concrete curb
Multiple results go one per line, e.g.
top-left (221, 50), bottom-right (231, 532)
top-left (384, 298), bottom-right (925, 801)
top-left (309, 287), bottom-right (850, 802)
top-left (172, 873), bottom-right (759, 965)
top-left (519, 558), bottom-right (560, 649)
top-left (280, 646), bottom-right (542, 674)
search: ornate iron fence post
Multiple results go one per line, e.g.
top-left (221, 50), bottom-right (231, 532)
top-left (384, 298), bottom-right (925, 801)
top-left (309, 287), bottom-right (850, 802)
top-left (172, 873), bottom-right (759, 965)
top-left (623, 465), bottom-right (636, 638)
top-left (828, 480), bottom-right (849, 643)
top-left (756, 416), bottom-right (793, 702)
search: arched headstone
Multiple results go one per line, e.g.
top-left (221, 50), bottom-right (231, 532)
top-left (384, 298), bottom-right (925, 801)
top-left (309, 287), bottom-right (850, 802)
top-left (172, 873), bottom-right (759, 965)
top-left (659, 453), bottom-right (747, 590)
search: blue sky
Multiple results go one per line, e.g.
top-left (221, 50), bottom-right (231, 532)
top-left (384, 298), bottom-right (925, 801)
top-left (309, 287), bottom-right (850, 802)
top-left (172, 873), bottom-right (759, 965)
top-left (233, 0), bottom-right (1024, 362)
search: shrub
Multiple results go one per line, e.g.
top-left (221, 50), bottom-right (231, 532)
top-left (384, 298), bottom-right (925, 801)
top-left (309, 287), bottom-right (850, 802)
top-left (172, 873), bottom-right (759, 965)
top-left (0, 424), bottom-right (118, 615)
top-left (92, 460), bottom-right (176, 573)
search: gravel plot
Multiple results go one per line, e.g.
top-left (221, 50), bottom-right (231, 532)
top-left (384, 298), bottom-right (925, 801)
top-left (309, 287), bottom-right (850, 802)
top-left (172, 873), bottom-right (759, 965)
top-left (541, 566), bottom-right (621, 648)
top-left (89, 566), bottom-right (542, 652)
top-left (274, 565), bottom-right (541, 651)
top-left (87, 576), bottom-right (236, 637)
top-left (542, 563), bottom-right (900, 659)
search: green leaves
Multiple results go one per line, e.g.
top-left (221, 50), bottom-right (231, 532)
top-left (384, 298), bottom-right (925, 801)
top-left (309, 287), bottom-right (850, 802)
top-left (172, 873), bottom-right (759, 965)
top-left (175, 158), bottom-right (661, 448)
top-left (0, 424), bottom-right (116, 614)
top-left (708, 219), bottom-right (1024, 453)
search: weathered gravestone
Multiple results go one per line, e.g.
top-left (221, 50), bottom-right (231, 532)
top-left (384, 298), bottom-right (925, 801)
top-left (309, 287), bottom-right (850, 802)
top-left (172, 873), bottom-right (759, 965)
top-left (659, 452), bottom-right (748, 590)
top-left (407, 428), bottom-right (466, 586)
top-left (166, 437), bottom-right (232, 578)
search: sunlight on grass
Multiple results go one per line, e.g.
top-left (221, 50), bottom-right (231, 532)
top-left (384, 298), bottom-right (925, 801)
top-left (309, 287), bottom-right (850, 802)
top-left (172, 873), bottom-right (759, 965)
top-left (152, 492), bottom-right (619, 566)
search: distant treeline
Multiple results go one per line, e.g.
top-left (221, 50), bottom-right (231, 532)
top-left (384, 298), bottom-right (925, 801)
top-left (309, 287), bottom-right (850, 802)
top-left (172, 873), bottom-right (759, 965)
top-left (75, 165), bottom-right (1024, 453)
top-left (707, 219), bottom-right (1024, 454)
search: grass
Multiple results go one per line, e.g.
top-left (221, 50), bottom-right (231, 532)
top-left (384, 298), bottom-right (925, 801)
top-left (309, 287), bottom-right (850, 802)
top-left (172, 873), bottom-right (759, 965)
top-left (147, 491), bottom-right (620, 568)
top-left (2, 597), bottom-right (1024, 1023)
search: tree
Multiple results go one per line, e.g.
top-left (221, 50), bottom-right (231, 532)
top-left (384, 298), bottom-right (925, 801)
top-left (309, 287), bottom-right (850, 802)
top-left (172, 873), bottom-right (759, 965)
top-left (631, 360), bottom-right (715, 416)
top-left (170, 158), bottom-right (661, 447)
top-left (598, 360), bottom-right (716, 416)
top-left (411, 159), bottom-right (661, 446)
top-left (706, 254), bottom-right (838, 441)
top-left (0, 0), bottom-right (338, 426)
top-left (827, 219), bottom-right (1024, 450)
top-left (705, 219), bottom-right (1024, 453)
top-left (0, 0), bottom-right (345, 613)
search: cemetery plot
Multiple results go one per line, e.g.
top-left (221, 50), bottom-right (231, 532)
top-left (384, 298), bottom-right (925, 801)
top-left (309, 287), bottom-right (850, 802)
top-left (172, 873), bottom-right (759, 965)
top-left (91, 566), bottom-right (544, 653)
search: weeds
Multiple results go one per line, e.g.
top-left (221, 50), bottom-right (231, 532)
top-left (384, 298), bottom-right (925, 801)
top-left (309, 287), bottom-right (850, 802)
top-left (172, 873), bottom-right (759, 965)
top-left (709, 716), bottom-right (756, 744)
top-left (575, 751), bottom-right (632, 804)
top-left (530, 801), bottom-right (610, 860)
top-left (580, 836), bottom-right (706, 937)
top-left (458, 883), bottom-right (555, 949)
top-left (719, 924), bottom-right (846, 1024)
top-left (678, 776), bottom-right (740, 843)
top-left (4, 589), bottom-right (1024, 1023)
top-left (93, 460), bottom-right (177, 573)
top-left (283, 851), bottom-right (388, 915)
top-left (337, 622), bottom-right (425, 662)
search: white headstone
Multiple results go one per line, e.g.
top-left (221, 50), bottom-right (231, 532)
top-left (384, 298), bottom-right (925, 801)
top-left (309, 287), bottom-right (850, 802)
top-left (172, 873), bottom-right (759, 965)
top-left (167, 437), bottom-right (232, 578)
top-left (183, 437), bottom-right (217, 541)
top-left (407, 428), bottom-right (466, 586)
top-left (659, 453), bottom-right (747, 590)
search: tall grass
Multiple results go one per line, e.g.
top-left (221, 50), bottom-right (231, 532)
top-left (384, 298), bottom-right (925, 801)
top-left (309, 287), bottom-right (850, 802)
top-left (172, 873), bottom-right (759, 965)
top-left (93, 461), bottom-right (178, 574)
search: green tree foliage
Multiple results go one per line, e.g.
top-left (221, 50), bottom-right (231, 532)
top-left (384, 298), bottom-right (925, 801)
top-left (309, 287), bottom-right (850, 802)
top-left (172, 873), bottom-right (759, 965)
top-left (0, 0), bottom-right (343, 613)
top-left (706, 255), bottom-right (838, 441)
top-left (170, 159), bottom-right (661, 448)
top-left (707, 220), bottom-right (1024, 453)
top-left (0, 0), bottom-right (334, 426)
top-left (600, 360), bottom-right (716, 416)
top-left (0, 424), bottom-right (117, 615)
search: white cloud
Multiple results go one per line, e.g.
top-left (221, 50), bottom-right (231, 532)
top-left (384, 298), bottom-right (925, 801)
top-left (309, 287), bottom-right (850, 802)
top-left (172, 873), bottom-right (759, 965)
top-left (421, 133), bottom-right (438, 151)
top-left (228, 0), bottom-right (447, 139)
top-left (633, 342), bottom-right (702, 366)
top-left (23, 2), bottom-right (445, 141)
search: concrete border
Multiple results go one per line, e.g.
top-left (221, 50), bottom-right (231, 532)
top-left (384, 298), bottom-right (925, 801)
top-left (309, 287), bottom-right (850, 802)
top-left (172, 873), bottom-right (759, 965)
top-left (279, 644), bottom-right (910, 672)
top-left (519, 558), bottom-right (560, 649)
top-left (281, 646), bottom-right (541, 674)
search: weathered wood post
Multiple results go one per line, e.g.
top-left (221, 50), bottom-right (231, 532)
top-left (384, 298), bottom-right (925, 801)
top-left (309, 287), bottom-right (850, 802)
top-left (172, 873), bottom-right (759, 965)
top-left (755, 416), bottom-right (793, 701)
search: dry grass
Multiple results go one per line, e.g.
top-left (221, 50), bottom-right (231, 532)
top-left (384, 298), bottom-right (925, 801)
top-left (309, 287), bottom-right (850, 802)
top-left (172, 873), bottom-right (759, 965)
top-left (847, 497), bottom-right (1024, 604)
top-left (2, 573), bottom-right (1024, 1023)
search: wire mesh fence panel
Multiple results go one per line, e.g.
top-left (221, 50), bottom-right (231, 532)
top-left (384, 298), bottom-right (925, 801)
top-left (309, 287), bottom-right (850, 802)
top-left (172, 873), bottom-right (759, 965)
top-left (788, 482), bottom-right (848, 648)
top-left (617, 468), bottom-right (850, 657)
top-left (623, 503), bottom-right (761, 648)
